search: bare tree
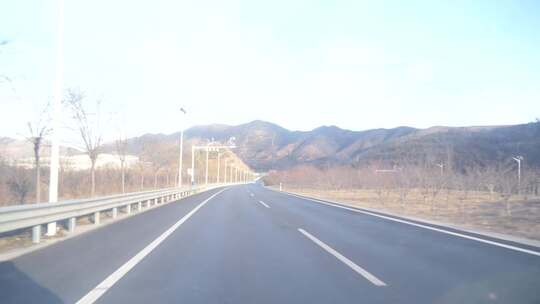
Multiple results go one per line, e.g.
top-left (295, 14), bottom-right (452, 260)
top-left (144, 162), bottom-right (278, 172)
top-left (64, 89), bottom-right (103, 197)
top-left (115, 135), bottom-right (128, 193)
top-left (135, 161), bottom-right (147, 191)
top-left (24, 105), bottom-right (50, 203)
top-left (0, 40), bottom-right (17, 95)
top-left (7, 167), bottom-right (31, 204)
top-left (153, 167), bottom-right (162, 189)
top-left (395, 167), bottom-right (411, 208)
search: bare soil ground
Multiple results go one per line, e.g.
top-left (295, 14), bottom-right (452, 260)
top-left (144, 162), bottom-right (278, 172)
top-left (281, 187), bottom-right (540, 242)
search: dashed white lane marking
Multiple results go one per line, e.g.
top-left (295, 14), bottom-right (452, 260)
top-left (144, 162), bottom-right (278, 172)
top-left (76, 188), bottom-right (228, 304)
top-left (285, 192), bottom-right (540, 257)
top-left (258, 200), bottom-right (270, 208)
top-left (298, 228), bottom-right (387, 286)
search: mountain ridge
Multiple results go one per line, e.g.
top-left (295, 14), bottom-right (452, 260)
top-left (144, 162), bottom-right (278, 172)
top-left (2, 120), bottom-right (539, 171)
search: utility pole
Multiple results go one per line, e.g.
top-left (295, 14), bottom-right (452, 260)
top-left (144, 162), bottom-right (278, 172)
top-left (47, 0), bottom-right (65, 237)
top-left (177, 107), bottom-right (187, 187)
top-left (513, 156), bottom-right (523, 194)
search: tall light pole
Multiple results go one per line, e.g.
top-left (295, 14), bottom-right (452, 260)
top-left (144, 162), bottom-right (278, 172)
top-left (177, 107), bottom-right (187, 188)
top-left (513, 156), bottom-right (523, 194)
top-left (216, 152), bottom-right (221, 183)
top-left (205, 145), bottom-right (209, 185)
top-left (436, 163), bottom-right (444, 176)
top-left (227, 162), bottom-right (232, 183)
top-left (191, 143), bottom-right (235, 186)
top-left (47, 0), bottom-right (65, 237)
top-left (223, 160), bottom-right (227, 183)
top-left (191, 145), bottom-right (195, 186)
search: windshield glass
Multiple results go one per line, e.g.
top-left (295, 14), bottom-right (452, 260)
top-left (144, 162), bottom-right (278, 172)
top-left (0, 1), bottom-right (539, 303)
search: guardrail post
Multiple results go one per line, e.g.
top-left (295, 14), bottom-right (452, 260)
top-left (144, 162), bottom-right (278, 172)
top-left (138, 201), bottom-right (142, 211)
top-left (67, 217), bottom-right (76, 232)
top-left (126, 204), bottom-right (131, 214)
top-left (93, 211), bottom-right (100, 225)
top-left (32, 225), bottom-right (41, 243)
top-left (112, 207), bottom-right (118, 218)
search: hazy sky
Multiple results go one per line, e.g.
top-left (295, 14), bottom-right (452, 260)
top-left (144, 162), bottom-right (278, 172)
top-left (1, 0), bottom-right (539, 140)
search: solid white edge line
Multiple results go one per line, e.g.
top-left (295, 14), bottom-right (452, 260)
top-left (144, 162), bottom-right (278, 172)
top-left (76, 188), bottom-right (228, 304)
top-left (258, 200), bottom-right (270, 208)
top-left (283, 191), bottom-right (540, 257)
top-left (298, 228), bottom-right (387, 286)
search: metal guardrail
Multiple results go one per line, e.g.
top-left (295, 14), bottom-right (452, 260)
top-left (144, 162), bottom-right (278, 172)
top-left (0, 183), bottom-right (237, 244)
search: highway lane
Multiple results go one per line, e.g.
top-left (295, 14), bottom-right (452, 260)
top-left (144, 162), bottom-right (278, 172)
top-left (0, 187), bottom-right (226, 304)
top-left (97, 184), bottom-right (391, 303)
top-left (89, 184), bottom-right (540, 303)
top-left (1, 184), bottom-right (539, 303)
top-left (250, 184), bottom-right (540, 303)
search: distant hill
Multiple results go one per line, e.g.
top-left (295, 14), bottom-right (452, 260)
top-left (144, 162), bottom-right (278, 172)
top-left (3, 120), bottom-right (539, 172)
top-left (106, 120), bottom-right (540, 172)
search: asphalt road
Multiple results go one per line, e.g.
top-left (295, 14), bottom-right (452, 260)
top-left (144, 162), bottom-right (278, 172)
top-left (1, 184), bottom-right (539, 303)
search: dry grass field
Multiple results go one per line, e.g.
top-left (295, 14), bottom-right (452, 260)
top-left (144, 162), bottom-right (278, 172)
top-left (280, 187), bottom-right (540, 241)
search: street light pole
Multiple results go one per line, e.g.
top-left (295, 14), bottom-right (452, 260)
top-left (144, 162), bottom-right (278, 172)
top-left (224, 161), bottom-right (227, 183)
top-left (191, 144), bottom-right (235, 186)
top-left (436, 163), bottom-right (444, 176)
top-left (217, 152), bottom-right (221, 184)
top-left (191, 146), bottom-right (195, 185)
top-left (47, 0), bottom-right (65, 237)
top-left (513, 156), bottom-right (523, 194)
top-left (177, 108), bottom-right (187, 188)
top-left (205, 145), bottom-right (209, 185)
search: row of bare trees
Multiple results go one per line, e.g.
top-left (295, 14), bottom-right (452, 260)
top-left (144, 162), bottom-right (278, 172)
top-left (1, 87), bottom-right (176, 205)
top-left (0, 164), bottom-right (182, 205)
top-left (266, 162), bottom-right (540, 209)
top-left (0, 141), bottom-right (244, 205)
